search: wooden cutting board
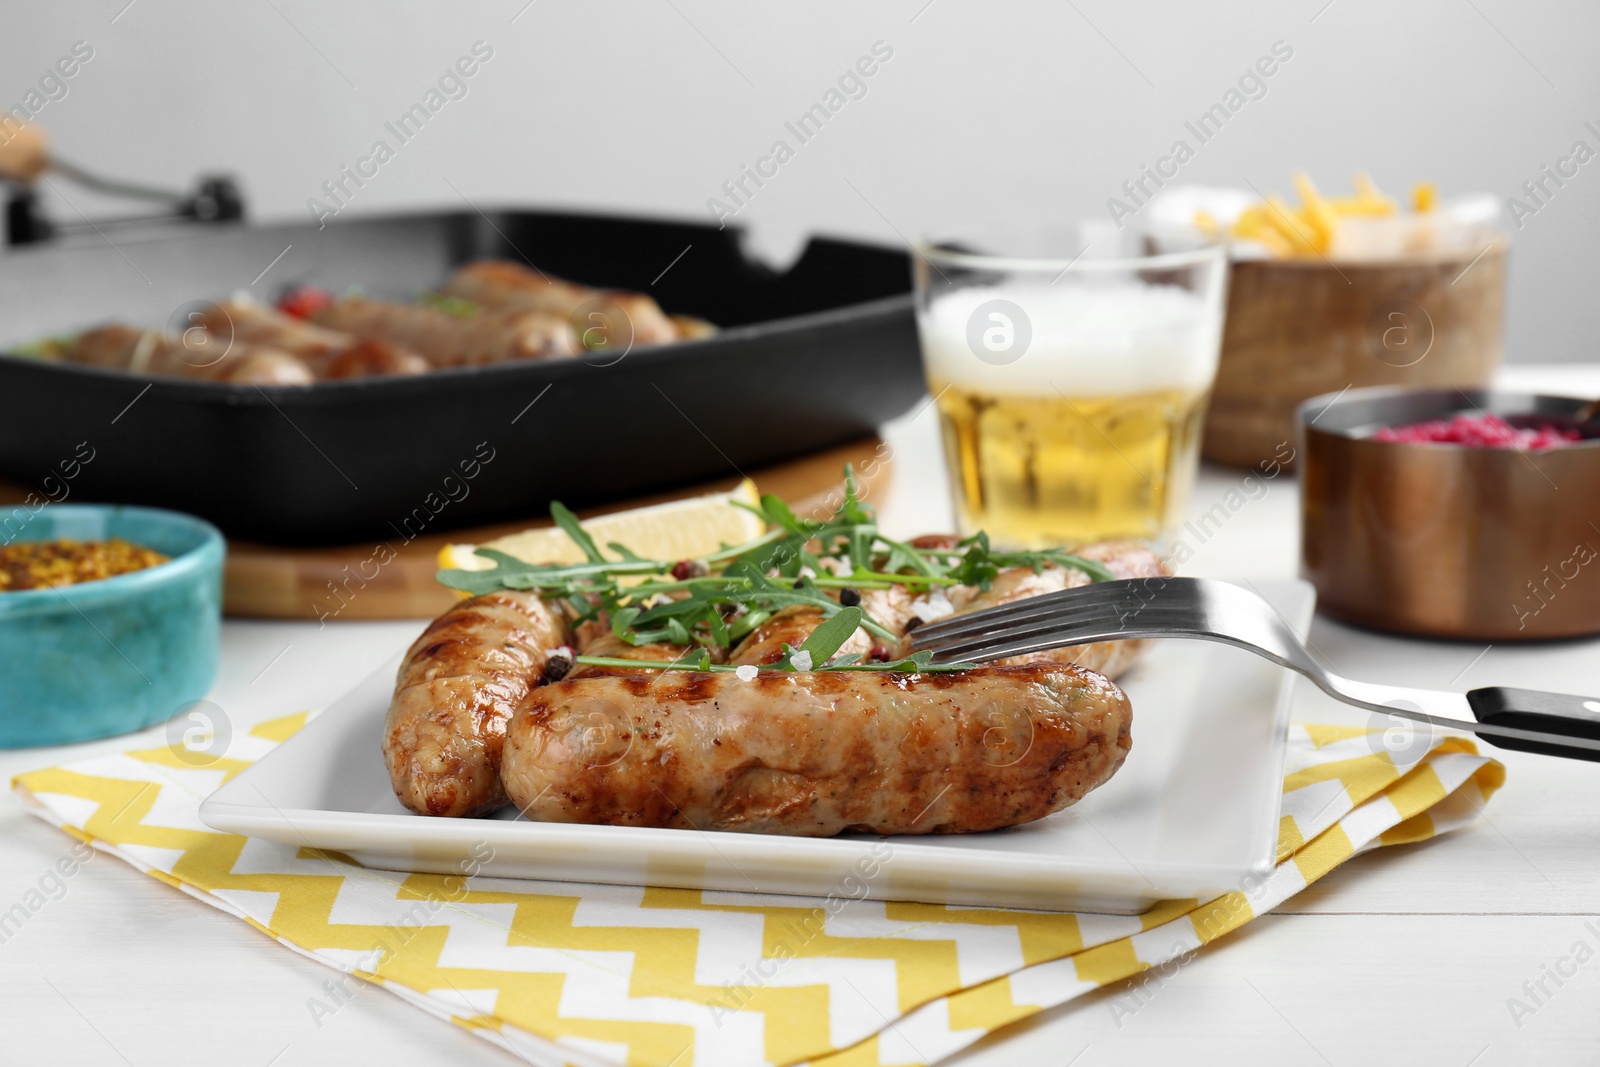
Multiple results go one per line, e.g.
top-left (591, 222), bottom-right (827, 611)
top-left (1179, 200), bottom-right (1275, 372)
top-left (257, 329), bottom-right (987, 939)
top-left (2, 437), bottom-right (891, 620)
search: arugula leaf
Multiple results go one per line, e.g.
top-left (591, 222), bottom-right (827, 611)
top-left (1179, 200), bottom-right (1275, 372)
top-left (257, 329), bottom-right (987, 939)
top-left (627, 595), bottom-right (714, 626)
top-left (880, 535), bottom-right (944, 578)
top-left (703, 527), bottom-right (784, 564)
top-left (948, 532), bottom-right (999, 590)
top-left (609, 606), bottom-right (641, 637)
top-left (725, 535), bottom-right (797, 579)
top-left (574, 650), bottom-right (722, 672)
top-left (848, 526), bottom-right (873, 572)
top-left (796, 606), bottom-right (863, 666)
top-left (761, 494), bottom-right (814, 537)
top-left (550, 502), bottom-right (606, 564)
top-left (994, 549), bottom-right (1117, 584)
top-left (833, 464), bottom-right (876, 525)
top-left (607, 542), bottom-right (647, 562)
top-left (437, 545), bottom-right (643, 597)
top-left (437, 566), bottom-right (512, 596)
top-left (674, 647), bottom-right (713, 671)
top-left (567, 645), bottom-right (976, 675)
top-left (832, 649), bottom-right (978, 673)
top-left (705, 608), bottom-right (730, 647)
top-left (728, 607), bottom-right (772, 641)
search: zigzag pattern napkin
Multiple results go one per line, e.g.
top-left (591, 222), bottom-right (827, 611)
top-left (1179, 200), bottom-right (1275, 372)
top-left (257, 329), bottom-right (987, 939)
top-left (13, 716), bottom-right (1503, 1066)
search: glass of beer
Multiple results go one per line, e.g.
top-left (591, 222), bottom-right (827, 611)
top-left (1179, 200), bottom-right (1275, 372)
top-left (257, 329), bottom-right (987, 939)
top-left (913, 239), bottom-right (1228, 548)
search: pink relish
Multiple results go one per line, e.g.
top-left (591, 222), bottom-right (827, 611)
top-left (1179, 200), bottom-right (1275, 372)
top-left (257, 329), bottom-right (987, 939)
top-left (1371, 412), bottom-right (1582, 450)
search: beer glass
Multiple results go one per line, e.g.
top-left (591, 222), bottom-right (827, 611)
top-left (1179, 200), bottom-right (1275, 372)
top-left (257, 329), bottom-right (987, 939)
top-left (913, 241), bottom-right (1228, 548)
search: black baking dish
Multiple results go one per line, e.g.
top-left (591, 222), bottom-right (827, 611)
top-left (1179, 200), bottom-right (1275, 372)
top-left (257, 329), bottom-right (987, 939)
top-left (0, 209), bottom-right (922, 544)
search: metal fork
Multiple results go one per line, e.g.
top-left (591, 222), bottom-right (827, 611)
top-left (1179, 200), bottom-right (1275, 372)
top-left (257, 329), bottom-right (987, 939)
top-left (912, 576), bottom-right (1600, 763)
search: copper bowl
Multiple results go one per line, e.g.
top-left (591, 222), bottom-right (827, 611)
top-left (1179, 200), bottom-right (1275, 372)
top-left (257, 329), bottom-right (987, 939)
top-left (1298, 387), bottom-right (1600, 640)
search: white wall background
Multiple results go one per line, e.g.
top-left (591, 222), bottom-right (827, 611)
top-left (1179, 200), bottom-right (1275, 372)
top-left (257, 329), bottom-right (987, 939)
top-left (4, 0), bottom-right (1598, 362)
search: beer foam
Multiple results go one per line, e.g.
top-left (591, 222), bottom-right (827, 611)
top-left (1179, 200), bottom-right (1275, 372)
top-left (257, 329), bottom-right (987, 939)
top-left (918, 281), bottom-right (1222, 397)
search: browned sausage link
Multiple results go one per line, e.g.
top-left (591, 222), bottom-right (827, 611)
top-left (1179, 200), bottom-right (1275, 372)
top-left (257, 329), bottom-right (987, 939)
top-left (311, 297), bottom-right (577, 366)
top-left (318, 337), bottom-right (432, 379)
top-left (384, 590), bottom-right (569, 817)
top-left (196, 299), bottom-right (430, 379)
top-left (65, 324), bottom-right (315, 384)
top-left (727, 601), bottom-right (878, 666)
top-left (670, 314), bottom-right (717, 341)
top-left (566, 616), bottom-right (718, 678)
top-left (214, 350), bottom-right (318, 384)
top-left (909, 541), bottom-right (1170, 679)
top-left (501, 664), bottom-right (1131, 837)
top-left (727, 605), bottom-right (825, 666)
top-left (195, 298), bottom-right (349, 361)
top-left (442, 260), bottom-right (678, 347)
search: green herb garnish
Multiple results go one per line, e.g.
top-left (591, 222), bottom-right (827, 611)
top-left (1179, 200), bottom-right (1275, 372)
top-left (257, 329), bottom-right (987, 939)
top-left (415, 291), bottom-right (481, 318)
top-left (438, 464), bottom-right (1113, 669)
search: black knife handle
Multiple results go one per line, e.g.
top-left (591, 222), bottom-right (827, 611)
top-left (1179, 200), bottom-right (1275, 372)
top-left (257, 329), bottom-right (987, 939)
top-left (1466, 687), bottom-right (1600, 763)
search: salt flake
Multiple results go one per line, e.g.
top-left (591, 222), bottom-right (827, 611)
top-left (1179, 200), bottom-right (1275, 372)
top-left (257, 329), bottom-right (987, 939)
top-left (908, 588), bottom-right (955, 622)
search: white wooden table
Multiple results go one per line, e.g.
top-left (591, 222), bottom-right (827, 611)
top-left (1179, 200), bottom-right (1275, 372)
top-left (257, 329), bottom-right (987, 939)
top-left (4, 365), bottom-right (1598, 1067)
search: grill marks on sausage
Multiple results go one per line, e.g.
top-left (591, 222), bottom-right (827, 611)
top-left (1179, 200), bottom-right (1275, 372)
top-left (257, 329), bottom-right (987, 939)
top-left (383, 589), bottom-right (569, 818)
top-left (660, 672), bottom-right (719, 704)
top-left (727, 606), bottom-right (825, 666)
top-left (501, 665), bottom-right (1132, 837)
top-left (567, 615), bottom-right (728, 679)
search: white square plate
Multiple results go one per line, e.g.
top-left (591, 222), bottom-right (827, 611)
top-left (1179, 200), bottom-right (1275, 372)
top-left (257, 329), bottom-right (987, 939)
top-left (201, 579), bottom-right (1313, 914)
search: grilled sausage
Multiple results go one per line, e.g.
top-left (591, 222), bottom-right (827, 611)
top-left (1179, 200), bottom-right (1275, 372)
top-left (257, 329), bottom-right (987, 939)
top-left (311, 297), bottom-right (577, 366)
top-left (443, 260), bottom-right (678, 348)
top-left (728, 600), bottom-right (888, 665)
top-left (727, 568), bottom-right (917, 666)
top-left (897, 540), bottom-right (1170, 679)
top-left (567, 617), bottom-right (726, 678)
top-left (195, 297), bottom-right (430, 379)
top-left (500, 664), bottom-right (1132, 836)
top-left (384, 590), bottom-right (570, 817)
top-left (65, 324), bottom-right (315, 385)
top-left (729, 606), bottom-right (829, 665)
top-left (318, 337), bottom-right (433, 379)
top-left (217, 349), bottom-right (319, 385)
top-left (670, 314), bottom-right (718, 341)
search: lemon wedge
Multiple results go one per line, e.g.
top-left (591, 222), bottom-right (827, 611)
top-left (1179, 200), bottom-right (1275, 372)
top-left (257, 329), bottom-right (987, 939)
top-left (439, 479), bottom-right (764, 574)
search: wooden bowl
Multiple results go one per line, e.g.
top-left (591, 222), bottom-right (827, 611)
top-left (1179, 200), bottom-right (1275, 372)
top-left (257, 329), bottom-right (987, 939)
top-left (1205, 240), bottom-right (1507, 468)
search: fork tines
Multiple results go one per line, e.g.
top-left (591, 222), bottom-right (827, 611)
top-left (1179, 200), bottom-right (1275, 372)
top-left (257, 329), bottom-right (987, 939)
top-left (912, 577), bottom-right (1185, 664)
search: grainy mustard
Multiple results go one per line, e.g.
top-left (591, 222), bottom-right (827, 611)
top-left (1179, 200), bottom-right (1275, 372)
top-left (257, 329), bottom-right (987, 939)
top-left (0, 538), bottom-right (169, 592)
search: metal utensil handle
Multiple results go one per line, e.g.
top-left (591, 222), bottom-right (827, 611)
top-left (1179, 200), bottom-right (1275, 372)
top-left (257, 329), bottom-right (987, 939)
top-left (1467, 687), bottom-right (1600, 763)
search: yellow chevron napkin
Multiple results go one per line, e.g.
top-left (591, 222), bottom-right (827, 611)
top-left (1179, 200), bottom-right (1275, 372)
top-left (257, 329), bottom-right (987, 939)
top-left (13, 717), bottom-right (1502, 1067)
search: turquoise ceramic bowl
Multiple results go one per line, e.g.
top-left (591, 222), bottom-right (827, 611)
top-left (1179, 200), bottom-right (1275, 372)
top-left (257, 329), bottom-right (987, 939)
top-left (0, 504), bottom-right (223, 747)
